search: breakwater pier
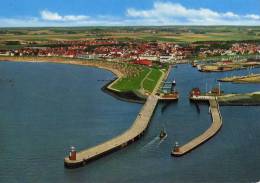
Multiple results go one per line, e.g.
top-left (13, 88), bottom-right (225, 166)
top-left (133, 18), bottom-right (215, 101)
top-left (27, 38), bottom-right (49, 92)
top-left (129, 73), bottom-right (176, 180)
top-left (64, 95), bottom-right (159, 168)
top-left (172, 97), bottom-right (222, 156)
top-left (64, 63), bottom-right (168, 168)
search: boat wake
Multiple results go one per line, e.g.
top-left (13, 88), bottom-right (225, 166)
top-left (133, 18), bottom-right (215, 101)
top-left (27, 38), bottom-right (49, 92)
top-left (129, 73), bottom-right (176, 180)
top-left (140, 136), bottom-right (160, 151)
top-left (140, 133), bottom-right (168, 151)
top-left (158, 134), bottom-right (167, 145)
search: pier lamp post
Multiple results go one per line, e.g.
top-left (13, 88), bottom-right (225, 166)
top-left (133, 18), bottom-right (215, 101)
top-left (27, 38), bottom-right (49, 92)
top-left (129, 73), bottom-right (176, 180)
top-left (69, 146), bottom-right (77, 161)
top-left (174, 141), bottom-right (180, 153)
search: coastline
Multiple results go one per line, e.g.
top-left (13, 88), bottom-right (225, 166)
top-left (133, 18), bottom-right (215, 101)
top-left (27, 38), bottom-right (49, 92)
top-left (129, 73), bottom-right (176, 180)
top-left (0, 56), bottom-right (147, 103)
top-left (102, 79), bottom-right (146, 104)
top-left (218, 74), bottom-right (260, 84)
top-left (218, 92), bottom-right (260, 105)
top-left (198, 64), bottom-right (260, 73)
top-left (0, 56), bottom-right (123, 78)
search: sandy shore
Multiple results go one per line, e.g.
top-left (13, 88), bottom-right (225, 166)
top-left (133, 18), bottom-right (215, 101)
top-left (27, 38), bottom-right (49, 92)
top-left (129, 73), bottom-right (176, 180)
top-left (0, 56), bottom-right (123, 88)
top-left (219, 74), bottom-right (260, 83)
top-left (0, 56), bottom-right (151, 103)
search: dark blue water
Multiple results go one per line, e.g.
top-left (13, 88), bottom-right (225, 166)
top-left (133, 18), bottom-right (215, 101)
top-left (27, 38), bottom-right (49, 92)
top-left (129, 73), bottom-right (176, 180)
top-left (0, 62), bottom-right (259, 183)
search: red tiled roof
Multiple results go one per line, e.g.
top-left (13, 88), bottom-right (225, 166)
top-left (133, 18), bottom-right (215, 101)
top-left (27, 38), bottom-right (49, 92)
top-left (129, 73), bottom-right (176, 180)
top-left (133, 59), bottom-right (152, 66)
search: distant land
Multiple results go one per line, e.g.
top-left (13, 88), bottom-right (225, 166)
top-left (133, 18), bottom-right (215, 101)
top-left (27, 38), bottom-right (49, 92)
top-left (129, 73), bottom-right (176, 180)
top-left (1, 26), bottom-right (260, 48)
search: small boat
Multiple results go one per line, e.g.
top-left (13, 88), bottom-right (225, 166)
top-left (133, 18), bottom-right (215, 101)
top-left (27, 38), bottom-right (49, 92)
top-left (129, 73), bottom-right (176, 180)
top-left (197, 65), bottom-right (202, 71)
top-left (159, 129), bottom-right (167, 139)
top-left (192, 61), bottom-right (197, 67)
top-left (172, 79), bottom-right (176, 85)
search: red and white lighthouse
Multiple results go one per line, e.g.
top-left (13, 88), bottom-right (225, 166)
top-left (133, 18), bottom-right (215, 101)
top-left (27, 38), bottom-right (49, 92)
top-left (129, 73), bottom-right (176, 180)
top-left (69, 146), bottom-right (77, 161)
top-left (174, 141), bottom-right (180, 153)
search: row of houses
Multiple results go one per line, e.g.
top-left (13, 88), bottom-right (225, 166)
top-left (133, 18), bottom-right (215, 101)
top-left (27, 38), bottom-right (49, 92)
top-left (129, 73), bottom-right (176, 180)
top-left (1, 39), bottom-right (194, 62)
top-left (1, 39), bottom-right (260, 66)
top-left (198, 43), bottom-right (260, 58)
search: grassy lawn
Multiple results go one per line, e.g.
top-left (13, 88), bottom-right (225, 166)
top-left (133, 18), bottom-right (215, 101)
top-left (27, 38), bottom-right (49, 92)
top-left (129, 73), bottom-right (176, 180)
top-left (234, 75), bottom-right (260, 83)
top-left (219, 93), bottom-right (260, 104)
top-left (110, 67), bottom-right (163, 93)
top-left (111, 67), bottom-right (150, 92)
top-left (219, 74), bottom-right (260, 83)
top-left (142, 68), bottom-right (163, 93)
top-left (252, 94), bottom-right (260, 100)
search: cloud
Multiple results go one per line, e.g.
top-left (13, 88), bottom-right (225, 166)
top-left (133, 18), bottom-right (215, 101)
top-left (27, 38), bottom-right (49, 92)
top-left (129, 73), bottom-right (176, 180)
top-left (245, 14), bottom-right (260, 20)
top-left (1, 3), bottom-right (260, 27)
top-left (41, 10), bottom-right (62, 21)
top-left (40, 10), bottom-right (89, 21)
top-left (126, 1), bottom-right (260, 25)
top-left (127, 2), bottom-right (231, 19)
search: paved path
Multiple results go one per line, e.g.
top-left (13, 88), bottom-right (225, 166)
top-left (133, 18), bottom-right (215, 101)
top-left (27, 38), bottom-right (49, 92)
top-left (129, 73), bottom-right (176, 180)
top-left (64, 66), bottom-right (168, 168)
top-left (64, 95), bottom-right (159, 168)
top-left (140, 69), bottom-right (152, 92)
top-left (152, 69), bottom-right (166, 95)
top-left (172, 98), bottom-right (222, 156)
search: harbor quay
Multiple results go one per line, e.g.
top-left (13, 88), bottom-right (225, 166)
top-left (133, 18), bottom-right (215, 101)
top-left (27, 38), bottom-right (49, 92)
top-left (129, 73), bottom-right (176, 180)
top-left (172, 97), bottom-right (223, 156)
top-left (64, 95), bottom-right (159, 168)
top-left (64, 63), bottom-right (169, 168)
top-left (64, 65), bottom-right (223, 167)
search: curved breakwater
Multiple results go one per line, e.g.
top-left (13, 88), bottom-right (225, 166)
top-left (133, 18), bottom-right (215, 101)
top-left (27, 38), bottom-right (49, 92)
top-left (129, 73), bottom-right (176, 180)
top-left (1, 62), bottom-right (260, 182)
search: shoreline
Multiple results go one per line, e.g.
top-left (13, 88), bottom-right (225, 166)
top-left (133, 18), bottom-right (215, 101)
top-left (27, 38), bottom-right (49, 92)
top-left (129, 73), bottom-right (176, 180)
top-left (102, 79), bottom-right (146, 104)
top-left (218, 74), bottom-right (260, 84)
top-left (190, 92), bottom-right (260, 106)
top-left (0, 56), bottom-right (147, 103)
top-left (198, 64), bottom-right (260, 73)
top-left (219, 102), bottom-right (260, 106)
top-left (0, 56), bottom-right (123, 78)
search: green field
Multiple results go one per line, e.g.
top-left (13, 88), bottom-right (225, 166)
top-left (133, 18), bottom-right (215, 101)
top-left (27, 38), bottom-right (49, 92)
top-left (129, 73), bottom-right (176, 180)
top-left (0, 54), bottom-right (163, 94)
top-left (1, 26), bottom-right (260, 46)
top-left (219, 93), bottom-right (260, 105)
top-left (219, 74), bottom-right (260, 83)
top-left (142, 68), bottom-right (163, 92)
top-left (111, 67), bottom-right (162, 93)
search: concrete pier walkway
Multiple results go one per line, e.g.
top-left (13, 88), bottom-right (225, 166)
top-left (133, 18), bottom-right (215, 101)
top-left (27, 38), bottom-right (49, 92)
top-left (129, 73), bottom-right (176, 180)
top-left (172, 97), bottom-right (222, 156)
top-left (64, 95), bottom-right (159, 168)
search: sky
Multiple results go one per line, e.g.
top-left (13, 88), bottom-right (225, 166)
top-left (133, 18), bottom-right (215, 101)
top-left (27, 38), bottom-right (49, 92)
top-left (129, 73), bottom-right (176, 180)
top-left (0, 0), bottom-right (260, 27)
